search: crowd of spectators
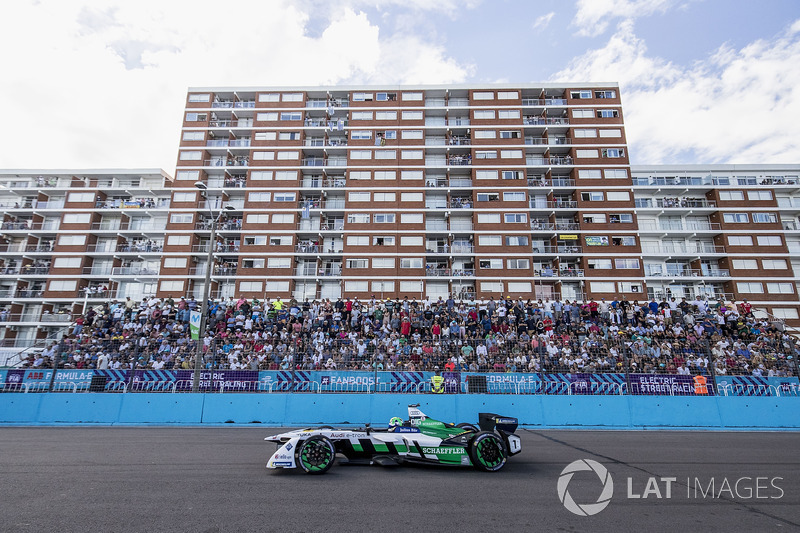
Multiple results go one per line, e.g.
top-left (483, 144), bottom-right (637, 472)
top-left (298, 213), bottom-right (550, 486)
top-left (22, 293), bottom-right (798, 379)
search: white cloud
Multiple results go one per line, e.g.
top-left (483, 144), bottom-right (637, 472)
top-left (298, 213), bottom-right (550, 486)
top-left (533, 12), bottom-right (555, 30)
top-left (572, 0), bottom-right (679, 37)
top-left (0, 0), bottom-right (473, 172)
top-left (551, 18), bottom-right (800, 164)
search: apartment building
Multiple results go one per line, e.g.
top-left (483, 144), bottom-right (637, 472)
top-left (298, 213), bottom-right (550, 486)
top-left (1, 84), bottom-right (799, 348)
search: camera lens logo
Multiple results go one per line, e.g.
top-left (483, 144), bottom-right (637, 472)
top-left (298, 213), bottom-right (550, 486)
top-left (557, 459), bottom-right (614, 516)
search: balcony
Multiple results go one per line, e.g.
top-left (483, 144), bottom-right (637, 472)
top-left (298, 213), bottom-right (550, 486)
top-left (448, 155), bottom-right (471, 166)
top-left (641, 244), bottom-right (725, 255)
top-left (636, 198), bottom-right (717, 209)
top-left (451, 245), bottom-right (474, 254)
top-left (96, 198), bottom-right (169, 209)
top-left (449, 198), bottom-right (473, 209)
top-left (19, 266), bottom-right (50, 275)
top-left (556, 245), bottom-right (583, 254)
top-left (111, 266), bottom-right (160, 276)
top-left (555, 222), bottom-right (580, 231)
top-left (426, 267), bottom-right (451, 277)
top-left (115, 242), bottom-right (164, 253)
top-left (530, 221), bottom-right (555, 231)
top-left (296, 244), bottom-right (321, 253)
top-left (206, 139), bottom-right (251, 148)
top-left (644, 268), bottom-right (731, 278)
top-left (24, 244), bottom-right (54, 252)
top-left (638, 222), bottom-right (721, 232)
top-left (204, 158), bottom-right (249, 167)
top-left (208, 119), bottom-right (252, 128)
top-left (447, 118), bottom-right (470, 127)
top-left (448, 136), bottom-right (471, 146)
top-left (543, 200), bottom-right (578, 209)
top-left (448, 98), bottom-right (469, 107)
top-left (81, 267), bottom-right (113, 276)
top-left (558, 268), bottom-right (584, 278)
top-left (187, 266), bottom-right (238, 277)
top-left (523, 117), bottom-right (569, 126)
top-left (522, 98), bottom-right (567, 106)
top-left (196, 219), bottom-right (242, 232)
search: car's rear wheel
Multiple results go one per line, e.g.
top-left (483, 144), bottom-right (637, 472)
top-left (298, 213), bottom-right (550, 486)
top-left (296, 436), bottom-right (336, 474)
top-left (468, 431), bottom-right (507, 472)
top-left (456, 422), bottom-right (478, 432)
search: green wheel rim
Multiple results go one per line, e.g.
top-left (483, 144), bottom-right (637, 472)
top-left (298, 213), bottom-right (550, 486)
top-left (300, 440), bottom-right (334, 471)
top-left (476, 437), bottom-right (503, 468)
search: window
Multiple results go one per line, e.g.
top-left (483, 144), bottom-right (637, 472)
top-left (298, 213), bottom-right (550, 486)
top-left (498, 110), bottom-right (520, 119)
top-left (179, 151), bottom-right (202, 161)
top-left (254, 131), bottom-right (276, 141)
top-left (589, 282), bottom-right (615, 292)
top-left (374, 192), bottom-right (396, 202)
top-left (578, 169), bottom-right (602, 179)
top-left (239, 282), bottom-right (263, 292)
top-left (257, 112), bottom-right (279, 121)
top-left (159, 281), bottom-right (184, 292)
top-left (571, 90), bottom-right (592, 99)
top-left (596, 109), bottom-right (619, 118)
top-left (258, 93), bottom-right (280, 102)
top-left (373, 213), bottom-right (396, 223)
top-left (57, 235), bottom-right (87, 246)
top-left (346, 259), bottom-right (368, 269)
top-left (47, 280), bottom-right (77, 292)
top-left (350, 150), bottom-right (372, 160)
top-left (401, 150), bottom-right (423, 159)
top-left (281, 93), bottom-right (303, 102)
top-left (477, 213), bottom-right (501, 224)
top-left (612, 236), bottom-right (636, 246)
top-left (572, 109), bottom-right (594, 118)
top-left (274, 192), bottom-right (296, 202)
top-left (246, 214), bottom-right (270, 224)
top-left (375, 111), bottom-right (397, 120)
top-left (248, 192), bottom-right (271, 202)
top-left (723, 213), bottom-right (748, 223)
top-left (373, 258), bottom-right (394, 268)
top-left (474, 110), bottom-right (495, 119)
top-left (476, 170), bottom-right (498, 180)
top-left (398, 281), bottom-right (421, 292)
top-left (275, 171), bottom-right (297, 180)
top-left (166, 235), bottom-right (190, 246)
top-left (757, 235), bottom-right (782, 246)
top-left (253, 151), bottom-right (274, 160)
top-left (347, 214), bottom-right (369, 224)
top-left (752, 213), bottom-right (777, 223)
top-left (53, 257), bottom-right (82, 268)
top-left (498, 91), bottom-right (519, 100)
top-left (772, 308), bottom-right (799, 319)
top-left (473, 91), bottom-right (494, 100)
top-left (581, 192), bottom-right (604, 201)
top-left (763, 259), bottom-right (787, 269)
top-left (348, 192), bottom-right (370, 202)
top-left (748, 190), bottom-right (773, 201)
top-left (614, 259), bottom-right (640, 269)
top-left (400, 258), bottom-right (423, 268)
top-left (182, 131), bottom-right (204, 141)
top-left (347, 236), bottom-right (369, 246)
top-left (499, 131), bottom-right (520, 139)
top-left (402, 92), bottom-right (423, 101)
top-left (401, 170), bottom-right (423, 180)
top-left (62, 213), bottom-right (91, 224)
top-left (401, 192), bottom-right (422, 202)
top-left (618, 282), bottom-right (643, 293)
top-left (719, 190), bottom-right (745, 201)
top-left (271, 214), bottom-right (293, 224)
top-left (373, 236), bottom-right (395, 245)
top-left (185, 113), bottom-right (207, 121)
top-left (279, 112), bottom-right (302, 121)
top-left (266, 281), bottom-right (290, 292)
top-left (583, 213), bottom-right (607, 223)
top-left (244, 236), bottom-right (267, 246)
top-left (479, 259), bottom-right (502, 269)
top-left (503, 192), bottom-right (526, 202)
top-left (402, 130), bottom-right (423, 140)
top-left (728, 235), bottom-right (753, 246)
top-left (351, 130), bottom-right (372, 140)
top-left (375, 150), bottom-right (397, 159)
top-left (269, 236), bottom-right (292, 246)
top-left (400, 236), bottom-right (423, 246)
top-left (241, 258), bottom-right (265, 268)
top-left (502, 170), bottom-right (523, 180)
top-left (163, 258), bottom-right (187, 268)
top-left (352, 92), bottom-right (373, 101)
top-left (402, 111), bottom-right (423, 120)
top-left (350, 171), bottom-right (370, 180)
top-left (595, 90), bottom-right (616, 98)
top-left (500, 150), bottom-right (523, 158)
top-left (576, 149), bottom-right (599, 158)
top-left (278, 132), bottom-right (300, 140)
top-left (601, 148), bottom-right (625, 158)
top-left (587, 259), bottom-right (613, 269)
top-left (732, 259), bottom-right (758, 269)
top-left (474, 130), bottom-right (496, 139)
top-left (574, 129), bottom-right (597, 138)
top-left (173, 192), bottom-right (196, 202)
top-left (767, 283), bottom-right (794, 294)
top-left (267, 258), bottom-right (291, 268)
top-left (481, 282), bottom-right (503, 292)
top-left (504, 213), bottom-right (527, 223)
top-left (176, 170), bottom-right (200, 181)
top-left (68, 192), bottom-right (94, 203)
top-left (505, 236), bottom-right (529, 246)
top-left (507, 259), bottom-right (530, 269)
top-left (737, 282), bottom-right (764, 293)
top-left (344, 281), bottom-right (368, 292)
top-left (351, 111), bottom-right (373, 120)
top-left (375, 170), bottom-right (396, 180)
top-left (604, 169), bottom-right (627, 179)
top-left (188, 93), bottom-right (210, 102)
top-left (170, 213), bottom-right (193, 224)
top-left (606, 191), bottom-right (630, 201)
top-left (401, 213), bottom-right (423, 224)
top-left (477, 193), bottom-right (500, 202)
top-left (609, 213), bottom-right (633, 223)
top-left (250, 171), bottom-right (273, 180)
top-left (479, 235), bottom-right (502, 246)
top-left (476, 150), bottom-right (497, 159)
top-left (599, 129), bottom-right (622, 137)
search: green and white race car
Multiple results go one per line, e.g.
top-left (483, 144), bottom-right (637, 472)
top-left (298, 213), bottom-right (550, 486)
top-left (265, 404), bottom-right (521, 474)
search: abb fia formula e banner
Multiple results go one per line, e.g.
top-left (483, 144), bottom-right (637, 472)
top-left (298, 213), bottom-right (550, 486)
top-left (715, 376), bottom-right (799, 397)
top-left (627, 373), bottom-right (716, 396)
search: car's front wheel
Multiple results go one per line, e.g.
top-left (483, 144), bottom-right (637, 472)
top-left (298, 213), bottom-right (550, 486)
top-left (468, 431), bottom-right (507, 472)
top-left (296, 436), bottom-right (336, 474)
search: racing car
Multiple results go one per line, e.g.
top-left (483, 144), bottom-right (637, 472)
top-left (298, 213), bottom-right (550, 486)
top-left (265, 404), bottom-right (521, 474)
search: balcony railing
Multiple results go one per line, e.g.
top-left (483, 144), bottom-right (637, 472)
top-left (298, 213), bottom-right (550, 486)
top-left (641, 244), bottom-right (726, 255)
top-left (636, 198), bottom-right (717, 209)
top-left (523, 117), bottom-right (570, 126)
top-left (644, 268), bottom-right (731, 278)
top-left (296, 244), bottom-right (321, 253)
top-left (449, 199), bottom-right (473, 209)
top-left (19, 267), bottom-right (51, 275)
top-left (522, 98), bottom-right (568, 106)
top-left (543, 200), bottom-right (578, 209)
top-left (204, 158), bottom-right (249, 167)
top-left (556, 245), bottom-right (583, 254)
top-left (114, 242), bottom-right (164, 253)
top-left (558, 268), bottom-right (584, 277)
top-left (555, 222), bottom-right (580, 231)
top-left (638, 222), bottom-right (721, 232)
top-left (530, 222), bottom-right (555, 231)
top-left (111, 266), bottom-right (160, 276)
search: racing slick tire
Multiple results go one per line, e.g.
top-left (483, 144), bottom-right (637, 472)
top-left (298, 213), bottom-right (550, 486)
top-left (468, 431), bottom-right (507, 472)
top-left (456, 422), bottom-right (479, 433)
top-left (296, 436), bottom-right (336, 474)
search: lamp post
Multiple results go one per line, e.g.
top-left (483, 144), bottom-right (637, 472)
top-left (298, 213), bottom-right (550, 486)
top-left (192, 181), bottom-right (235, 393)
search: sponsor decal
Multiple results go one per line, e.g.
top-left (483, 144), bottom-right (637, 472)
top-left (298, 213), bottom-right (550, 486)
top-left (393, 427), bottom-right (421, 433)
top-left (422, 447), bottom-right (465, 455)
top-left (273, 454), bottom-right (293, 460)
top-left (329, 432), bottom-right (367, 439)
top-left (285, 443), bottom-right (293, 451)
top-left (273, 462), bottom-right (292, 467)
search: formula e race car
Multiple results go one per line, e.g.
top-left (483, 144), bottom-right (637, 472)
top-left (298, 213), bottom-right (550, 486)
top-left (265, 404), bottom-right (521, 474)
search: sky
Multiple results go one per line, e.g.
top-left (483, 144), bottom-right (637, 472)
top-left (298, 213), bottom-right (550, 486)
top-left (1, 0), bottom-right (799, 173)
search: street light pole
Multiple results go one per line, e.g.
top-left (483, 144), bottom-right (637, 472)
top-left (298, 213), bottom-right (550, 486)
top-left (192, 182), bottom-right (234, 393)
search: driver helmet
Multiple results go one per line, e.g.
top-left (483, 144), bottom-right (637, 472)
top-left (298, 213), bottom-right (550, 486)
top-left (389, 416), bottom-right (404, 427)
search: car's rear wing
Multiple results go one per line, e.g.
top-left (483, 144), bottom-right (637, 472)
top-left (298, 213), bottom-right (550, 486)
top-left (478, 413), bottom-right (519, 434)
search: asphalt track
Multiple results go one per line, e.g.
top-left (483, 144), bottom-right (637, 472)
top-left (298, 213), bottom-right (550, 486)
top-left (1, 428), bottom-right (799, 532)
